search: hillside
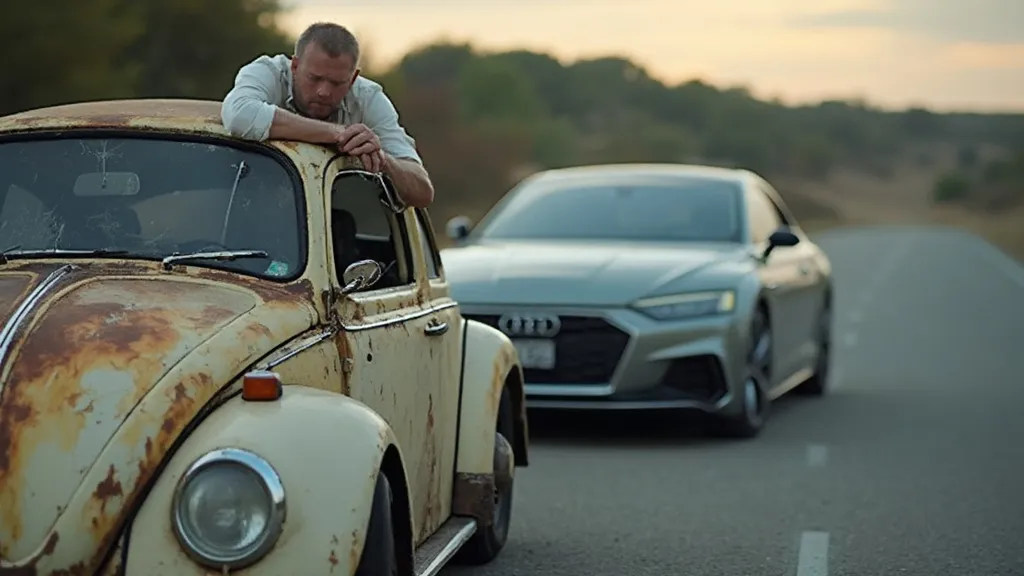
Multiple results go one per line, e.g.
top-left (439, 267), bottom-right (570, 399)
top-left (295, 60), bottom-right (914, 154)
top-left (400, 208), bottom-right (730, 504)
top-left (2, 1), bottom-right (1022, 255)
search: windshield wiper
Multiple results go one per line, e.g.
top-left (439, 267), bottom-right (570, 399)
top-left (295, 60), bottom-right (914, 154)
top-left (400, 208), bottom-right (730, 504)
top-left (161, 249), bottom-right (268, 270)
top-left (0, 247), bottom-right (129, 264)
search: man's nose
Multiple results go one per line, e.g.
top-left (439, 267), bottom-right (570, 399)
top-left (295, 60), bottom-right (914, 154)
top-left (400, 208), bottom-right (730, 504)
top-left (317, 83), bottom-right (331, 97)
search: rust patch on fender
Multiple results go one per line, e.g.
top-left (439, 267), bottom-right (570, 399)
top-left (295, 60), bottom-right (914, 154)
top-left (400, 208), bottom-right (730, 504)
top-left (451, 472), bottom-right (495, 526)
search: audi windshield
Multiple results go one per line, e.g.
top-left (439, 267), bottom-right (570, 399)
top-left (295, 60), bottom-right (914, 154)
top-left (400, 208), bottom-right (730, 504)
top-left (0, 134), bottom-right (306, 279)
top-left (471, 177), bottom-right (743, 243)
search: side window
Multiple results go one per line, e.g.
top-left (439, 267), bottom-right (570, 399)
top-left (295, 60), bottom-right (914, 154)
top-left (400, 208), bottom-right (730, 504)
top-left (757, 183), bottom-right (792, 227)
top-left (330, 172), bottom-right (413, 291)
top-left (412, 209), bottom-right (442, 280)
top-left (745, 187), bottom-right (782, 243)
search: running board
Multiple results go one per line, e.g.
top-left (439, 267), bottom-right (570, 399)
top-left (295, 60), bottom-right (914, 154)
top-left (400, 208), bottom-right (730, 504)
top-left (414, 516), bottom-right (478, 576)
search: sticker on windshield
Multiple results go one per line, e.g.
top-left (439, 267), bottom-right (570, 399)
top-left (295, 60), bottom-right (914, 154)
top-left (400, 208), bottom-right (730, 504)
top-left (265, 261), bottom-right (289, 277)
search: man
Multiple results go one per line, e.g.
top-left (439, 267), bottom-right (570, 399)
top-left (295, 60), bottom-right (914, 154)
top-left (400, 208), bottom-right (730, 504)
top-left (221, 22), bottom-right (434, 208)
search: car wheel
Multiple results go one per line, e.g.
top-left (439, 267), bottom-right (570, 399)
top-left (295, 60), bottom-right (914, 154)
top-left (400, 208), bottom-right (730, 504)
top-left (713, 306), bottom-right (771, 439)
top-left (796, 297), bottom-right (831, 396)
top-left (354, 473), bottom-right (398, 576)
top-left (455, 385), bottom-right (516, 565)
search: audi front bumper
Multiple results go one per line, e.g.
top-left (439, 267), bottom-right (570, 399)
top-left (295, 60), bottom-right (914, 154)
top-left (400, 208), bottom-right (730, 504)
top-left (461, 304), bottom-right (751, 414)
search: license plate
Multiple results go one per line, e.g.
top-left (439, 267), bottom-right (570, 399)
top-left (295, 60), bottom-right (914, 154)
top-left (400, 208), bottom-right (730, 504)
top-left (512, 339), bottom-right (556, 370)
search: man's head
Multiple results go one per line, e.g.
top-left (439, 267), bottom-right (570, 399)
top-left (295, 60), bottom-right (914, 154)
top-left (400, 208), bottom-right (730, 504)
top-left (291, 22), bottom-right (361, 120)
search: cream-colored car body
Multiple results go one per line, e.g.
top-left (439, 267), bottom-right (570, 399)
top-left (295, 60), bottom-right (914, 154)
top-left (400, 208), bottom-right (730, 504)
top-left (0, 99), bottom-right (529, 575)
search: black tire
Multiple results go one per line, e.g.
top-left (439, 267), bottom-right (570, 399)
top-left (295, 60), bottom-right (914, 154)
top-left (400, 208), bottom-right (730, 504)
top-left (354, 473), bottom-right (398, 576)
top-left (712, 305), bottom-right (771, 439)
top-left (795, 296), bottom-right (832, 396)
top-left (454, 385), bottom-right (515, 565)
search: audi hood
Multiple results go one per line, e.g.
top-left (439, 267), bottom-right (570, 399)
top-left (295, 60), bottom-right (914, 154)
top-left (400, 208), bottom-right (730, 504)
top-left (440, 239), bottom-right (750, 306)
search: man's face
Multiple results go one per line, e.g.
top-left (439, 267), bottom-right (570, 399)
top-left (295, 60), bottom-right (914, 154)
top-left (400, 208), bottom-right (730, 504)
top-left (290, 44), bottom-right (359, 120)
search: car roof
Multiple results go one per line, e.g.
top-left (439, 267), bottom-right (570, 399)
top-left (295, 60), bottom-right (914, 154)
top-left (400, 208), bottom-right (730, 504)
top-left (0, 99), bottom-right (230, 136)
top-left (527, 163), bottom-right (755, 189)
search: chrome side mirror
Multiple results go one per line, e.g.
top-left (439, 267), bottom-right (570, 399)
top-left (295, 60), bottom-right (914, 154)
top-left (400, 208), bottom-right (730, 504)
top-left (341, 259), bottom-right (383, 295)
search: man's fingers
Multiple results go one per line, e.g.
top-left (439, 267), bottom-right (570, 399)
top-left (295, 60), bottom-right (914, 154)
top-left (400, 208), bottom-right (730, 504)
top-left (342, 130), bottom-right (372, 152)
top-left (347, 141), bottom-right (378, 156)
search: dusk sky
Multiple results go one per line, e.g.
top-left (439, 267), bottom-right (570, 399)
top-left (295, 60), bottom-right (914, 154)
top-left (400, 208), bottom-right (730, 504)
top-left (279, 0), bottom-right (1023, 112)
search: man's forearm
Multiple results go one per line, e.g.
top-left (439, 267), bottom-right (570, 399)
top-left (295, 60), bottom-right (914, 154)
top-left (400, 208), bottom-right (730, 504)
top-left (384, 155), bottom-right (434, 208)
top-left (268, 108), bottom-right (340, 143)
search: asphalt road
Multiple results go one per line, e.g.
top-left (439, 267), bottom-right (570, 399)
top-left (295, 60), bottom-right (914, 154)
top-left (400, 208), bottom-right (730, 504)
top-left (442, 226), bottom-right (1024, 576)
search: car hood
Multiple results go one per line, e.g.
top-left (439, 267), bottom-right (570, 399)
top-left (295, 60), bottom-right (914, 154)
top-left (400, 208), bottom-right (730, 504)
top-left (0, 261), bottom-right (317, 567)
top-left (441, 240), bottom-right (747, 306)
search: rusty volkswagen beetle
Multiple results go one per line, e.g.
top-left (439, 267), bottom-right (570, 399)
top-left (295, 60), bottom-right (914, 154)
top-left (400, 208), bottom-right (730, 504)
top-left (0, 99), bottom-right (529, 575)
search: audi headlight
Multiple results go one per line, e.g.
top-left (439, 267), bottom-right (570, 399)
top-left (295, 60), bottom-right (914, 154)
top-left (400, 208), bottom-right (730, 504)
top-left (632, 290), bottom-right (736, 321)
top-left (172, 448), bottom-right (286, 570)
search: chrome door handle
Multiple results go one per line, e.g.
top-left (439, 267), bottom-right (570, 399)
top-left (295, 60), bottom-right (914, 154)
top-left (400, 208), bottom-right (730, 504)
top-left (424, 320), bottom-right (449, 336)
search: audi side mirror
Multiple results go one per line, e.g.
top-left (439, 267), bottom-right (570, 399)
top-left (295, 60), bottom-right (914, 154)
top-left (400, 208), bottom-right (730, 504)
top-left (762, 227), bottom-right (800, 260)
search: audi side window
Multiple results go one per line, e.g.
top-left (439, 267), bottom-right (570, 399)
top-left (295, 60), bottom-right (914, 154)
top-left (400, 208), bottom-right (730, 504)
top-left (745, 188), bottom-right (781, 244)
top-left (758, 183), bottom-right (792, 227)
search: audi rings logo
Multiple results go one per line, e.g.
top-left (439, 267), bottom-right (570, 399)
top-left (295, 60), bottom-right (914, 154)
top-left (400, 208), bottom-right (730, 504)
top-left (497, 313), bottom-right (561, 337)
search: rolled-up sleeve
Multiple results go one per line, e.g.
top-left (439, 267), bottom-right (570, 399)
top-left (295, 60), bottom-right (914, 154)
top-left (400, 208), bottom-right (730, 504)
top-left (221, 57), bottom-right (284, 141)
top-left (363, 90), bottom-right (422, 164)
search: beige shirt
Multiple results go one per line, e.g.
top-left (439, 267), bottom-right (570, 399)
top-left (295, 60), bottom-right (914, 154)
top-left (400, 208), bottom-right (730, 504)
top-left (220, 54), bottom-right (421, 163)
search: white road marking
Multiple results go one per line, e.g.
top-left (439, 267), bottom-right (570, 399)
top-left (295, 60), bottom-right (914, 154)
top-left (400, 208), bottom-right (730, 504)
top-left (796, 531), bottom-right (830, 576)
top-left (806, 444), bottom-right (828, 468)
top-left (840, 238), bottom-right (917, 350)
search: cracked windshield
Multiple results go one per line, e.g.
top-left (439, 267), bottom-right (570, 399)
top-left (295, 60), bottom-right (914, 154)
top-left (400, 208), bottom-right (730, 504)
top-left (0, 137), bottom-right (303, 278)
top-left (1, 0), bottom-right (1021, 575)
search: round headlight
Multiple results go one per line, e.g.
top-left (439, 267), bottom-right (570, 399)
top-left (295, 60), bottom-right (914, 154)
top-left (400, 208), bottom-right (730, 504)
top-left (171, 448), bottom-right (286, 570)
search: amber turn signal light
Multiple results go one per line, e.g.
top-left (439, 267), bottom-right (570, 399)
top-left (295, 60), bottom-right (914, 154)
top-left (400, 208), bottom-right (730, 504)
top-left (242, 370), bottom-right (283, 401)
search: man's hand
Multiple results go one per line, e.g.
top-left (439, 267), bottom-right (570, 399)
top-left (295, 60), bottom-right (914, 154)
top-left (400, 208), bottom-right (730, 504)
top-left (335, 123), bottom-right (384, 172)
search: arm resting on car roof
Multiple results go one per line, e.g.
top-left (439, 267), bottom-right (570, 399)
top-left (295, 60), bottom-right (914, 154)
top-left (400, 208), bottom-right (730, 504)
top-left (221, 56), bottom-right (340, 144)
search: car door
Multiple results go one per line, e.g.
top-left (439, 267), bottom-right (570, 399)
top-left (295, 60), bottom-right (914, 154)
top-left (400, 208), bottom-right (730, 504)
top-left (757, 181), bottom-right (824, 372)
top-left (325, 166), bottom-right (446, 544)
top-left (745, 185), bottom-right (804, 386)
top-left (407, 207), bottom-right (463, 541)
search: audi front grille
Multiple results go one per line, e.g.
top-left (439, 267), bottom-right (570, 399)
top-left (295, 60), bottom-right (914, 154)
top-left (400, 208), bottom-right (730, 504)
top-left (463, 314), bottom-right (630, 384)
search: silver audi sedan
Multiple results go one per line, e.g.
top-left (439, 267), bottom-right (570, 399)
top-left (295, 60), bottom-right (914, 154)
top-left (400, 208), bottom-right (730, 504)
top-left (439, 163), bottom-right (834, 438)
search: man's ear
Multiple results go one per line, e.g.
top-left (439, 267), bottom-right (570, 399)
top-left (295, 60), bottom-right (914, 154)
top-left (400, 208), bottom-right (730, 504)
top-left (291, 57), bottom-right (299, 74)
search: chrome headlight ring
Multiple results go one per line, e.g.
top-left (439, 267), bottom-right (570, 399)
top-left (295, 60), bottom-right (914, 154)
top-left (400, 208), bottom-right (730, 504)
top-left (171, 447), bottom-right (286, 570)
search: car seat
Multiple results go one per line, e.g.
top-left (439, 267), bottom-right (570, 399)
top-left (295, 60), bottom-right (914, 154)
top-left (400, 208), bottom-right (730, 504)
top-left (332, 208), bottom-right (360, 279)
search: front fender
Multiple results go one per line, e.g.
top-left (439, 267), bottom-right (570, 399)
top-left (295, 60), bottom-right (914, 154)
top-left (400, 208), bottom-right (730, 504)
top-left (122, 385), bottom-right (409, 576)
top-left (454, 318), bottom-right (529, 478)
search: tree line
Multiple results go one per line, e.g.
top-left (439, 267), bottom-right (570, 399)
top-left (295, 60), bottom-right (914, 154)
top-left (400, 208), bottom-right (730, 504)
top-left (3, 0), bottom-right (1021, 218)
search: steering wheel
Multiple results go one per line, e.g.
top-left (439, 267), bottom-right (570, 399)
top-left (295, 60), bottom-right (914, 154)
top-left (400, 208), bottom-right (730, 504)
top-left (177, 239), bottom-right (230, 253)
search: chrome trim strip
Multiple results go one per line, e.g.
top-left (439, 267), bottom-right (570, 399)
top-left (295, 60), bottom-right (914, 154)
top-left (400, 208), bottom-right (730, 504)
top-left (0, 264), bottom-right (76, 369)
top-left (341, 300), bottom-right (459, 332)
top-left (258, 328), bottom-right (335, 370)
top-left (172, 447), bottom-right (287, 570)
top-left (418, 520), bottom-right (478, 576)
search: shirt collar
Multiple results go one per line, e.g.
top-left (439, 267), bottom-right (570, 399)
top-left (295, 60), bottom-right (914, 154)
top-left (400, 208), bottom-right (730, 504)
top-left (284, 58), bottom-right (349, 123)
